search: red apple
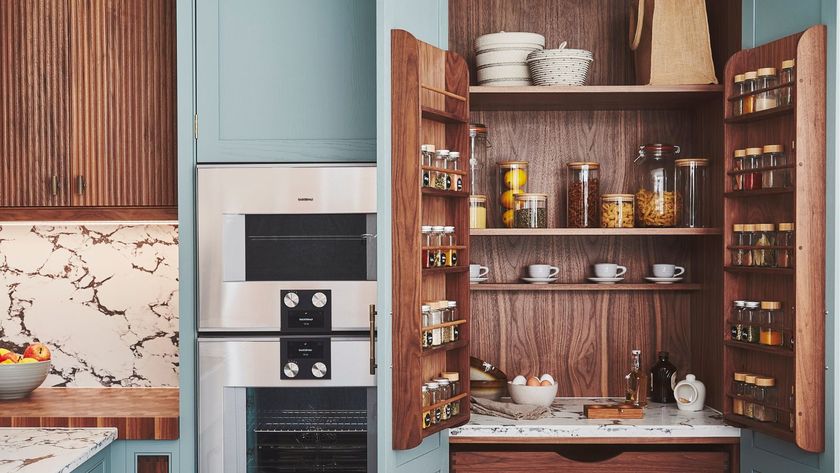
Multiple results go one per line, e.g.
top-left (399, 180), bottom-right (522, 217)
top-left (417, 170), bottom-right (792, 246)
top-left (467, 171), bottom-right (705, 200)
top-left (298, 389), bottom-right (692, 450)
top-left (0, 352), bottom-right (21, 363)
top-left (23, 343), bottom-right (50, 362)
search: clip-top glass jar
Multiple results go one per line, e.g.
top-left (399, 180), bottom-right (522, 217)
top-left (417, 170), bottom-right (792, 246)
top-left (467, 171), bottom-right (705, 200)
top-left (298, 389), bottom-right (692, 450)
top-left (780, 59), bottom-right (795, 106)
top-left (755, 67), bottom-right (779, 111)
top-left (469, 124), bottom-right (490, 196)
top-left (732, 74), bottom-right (746, 116)
top-left (469, 195), bottom-right (488, 229)
top-left (675, 158), bottom-right (709, 228)
top-left (600, 194), bottom-right (635, 228)
top-left (634, 144), bottom-right (680, 227)
top-left (498, 161), bottom-right (528, 228)
top-left (566, 162), bottom-right (600, 228)
top-left (515, 193), bottom-right (548, 228)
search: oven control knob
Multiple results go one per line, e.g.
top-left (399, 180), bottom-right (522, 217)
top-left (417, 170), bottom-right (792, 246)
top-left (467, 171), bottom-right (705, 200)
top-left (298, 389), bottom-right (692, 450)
top-left (311, 292), bottom-right (328, 308)
top-left (312, 362), bottom-right (328, 378)
top-left (283, 292), bottom-right (299, 308)
top-left (283, 362), bottom-right (299, 378)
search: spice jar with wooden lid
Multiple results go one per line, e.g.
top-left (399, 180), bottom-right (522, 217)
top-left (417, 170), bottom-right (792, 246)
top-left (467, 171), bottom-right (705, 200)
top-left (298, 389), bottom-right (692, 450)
top-left (732, 149), bottom-right (746, 191)
top-left (759, 301), bottom-right (784, 347)
top-left (567, 162), bottom-right (600, 228)
top-left (515, 193), bottom-right (548, 228)
top-left (744, 374), bottom-right (758, 418)
top-left (776, 223), bottom-right (795, 268)
top-left (733, 371), bottom-right (749, 415)
top-left (753, 376), bottom-right (778, 422)
top-left (744, 148), bottom-right (764, 190)
top-left (498, 161), bottom-right (528, 228)
top-left (753, 224), bottom-right (776, 267)
top-left (469, 195), bottom-right (488, 229)
top-left (675, 158), bottom-right (710, 228)
top-left (600, 194), bottom-right (634, 228)
top-left (732, 224), bottom-right (747, 266)
top-left (755, 67), bottom-right (779, 111)
top-left (732, 74), bottom-right (746, 116)
top-left (743, 71), bottom-right (758, 114)
top-left (780, 59), bottom-right (796, 106)
top-left (762, 145), bottom-right (789, 189)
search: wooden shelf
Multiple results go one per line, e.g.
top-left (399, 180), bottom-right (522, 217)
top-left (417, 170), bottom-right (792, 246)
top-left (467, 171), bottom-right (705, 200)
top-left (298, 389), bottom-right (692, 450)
top-left (724, 413), bottom-right (795, 443)
top-left (724, 188), bottom-right (794, 198)
top-left (421, 106), bottom-right (468, 124)
top-left (469, 85), bottom-right (723, 111)
top-left (421, 339), bottom-right (468, 357)
top-left (471, 227), bottom-right (722, 236)
top-left (422, 266), bottom-right (469, 275)
top-left (724, 340), bottom-right (794, 358)
top-left (422, 188), bottom-right (470, 198)
top-left (724, 266), bottom-right (794, 275)
top-left (724, 104), bottom-right (794, 123)
top-left (471, 283), bottom-right (702, 291)
top-left (422, 411), bottom-right (470, 437)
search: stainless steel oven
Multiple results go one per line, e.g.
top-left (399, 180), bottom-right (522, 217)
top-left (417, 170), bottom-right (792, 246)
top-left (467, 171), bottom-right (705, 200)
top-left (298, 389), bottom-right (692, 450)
top-left (197, 164), bottom-right (377, 332)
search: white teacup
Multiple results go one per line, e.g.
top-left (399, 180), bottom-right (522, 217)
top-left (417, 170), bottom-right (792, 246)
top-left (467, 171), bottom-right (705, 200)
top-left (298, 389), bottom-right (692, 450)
top-left (528, 264), bottom-right (559, 279)
top-left (652, 264), bottom-right (685, 278)
top-left (470, 264), bottom-right (489, 279)
top-left (593, 263), bottom-right (627, 278)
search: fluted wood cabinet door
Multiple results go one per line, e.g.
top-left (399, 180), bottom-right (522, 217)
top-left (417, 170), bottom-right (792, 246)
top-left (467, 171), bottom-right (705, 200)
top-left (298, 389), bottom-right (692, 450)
top-left (69, 0), bottom-right (177, 207)
top-left (0, 0), bottom-right (70, 207)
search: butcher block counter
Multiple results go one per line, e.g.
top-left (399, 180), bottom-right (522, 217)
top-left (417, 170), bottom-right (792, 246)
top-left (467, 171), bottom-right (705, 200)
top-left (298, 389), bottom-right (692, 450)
top-left (0, 388), bottom-right (178, 440)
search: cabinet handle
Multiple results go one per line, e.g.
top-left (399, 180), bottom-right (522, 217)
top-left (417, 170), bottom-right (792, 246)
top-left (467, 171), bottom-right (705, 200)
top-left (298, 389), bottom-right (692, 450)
top-left (369, 304), bottom-right (377, 375)
top-left (50, 175), bottom-right (58, 196)
top-left (76, 176), bottom-right (86, 195)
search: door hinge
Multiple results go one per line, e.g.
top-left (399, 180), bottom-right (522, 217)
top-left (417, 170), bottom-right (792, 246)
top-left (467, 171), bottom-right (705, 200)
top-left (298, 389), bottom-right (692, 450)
top-left (193, 113), bottom-right (199, 139)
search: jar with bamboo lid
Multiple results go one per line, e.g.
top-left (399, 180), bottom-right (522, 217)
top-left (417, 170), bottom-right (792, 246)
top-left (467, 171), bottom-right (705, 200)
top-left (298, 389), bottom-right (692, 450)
top-left (759, 301), bottom-right (784, 347)
top-left (469, 195), bottom-right (487, 229)
top-left (755, 67), bottom-right (779, 111)
top-left (743, 71), bottom-right (758, 114)
top-left (514, 193), bottom-right (548, 229)
top-left (744, 147), bottom-right (764, 190)
top-left (780, 59), bottom-right (795, 106)
top-left (744, 374), bottom-right (758, 418)
top-left (742, 224), bottom-right (756, 266)
top-left (600, 194), bottom-right (634, 228)
top-left (761, 144), bottom-right (789, 189)
top-left (732, 224), bottom-right (747, 266)
top-left (567, 162), bottom-right (600, 228)
top-left (498, 161), bottom-right (528, 228)
top-left (733, 74), bottom-right (746, 116)
top-left (733, 371), bottom-right (749, 415)
top-left (675, 158), bottom-right (709, 228)
top-left (753, 223), bottom-right (776, 267)
top-left (732, 149), bottom-right (746, 191)
top-left (776, 222), bottom-right (795, 268)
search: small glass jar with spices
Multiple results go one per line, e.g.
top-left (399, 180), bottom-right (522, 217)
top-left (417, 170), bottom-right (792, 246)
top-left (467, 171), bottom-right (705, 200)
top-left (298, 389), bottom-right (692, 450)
top-left (780, 59), bottom-right (796, 106)
top-left (744, 148), bottom-right (764, 190)
top-left (567, 162), bottom-right (600, 228)
top-left (755, 67), bottom-right (779, 111)
top-left (776, 223), bottom-right (795, 268)
top-left (431, 226), bottom-right (446, 267)
top-left (731, 224), bottom-right (747, 266)
top-left (421, 305), bottom-right (432, 348)
top-left (421, 144), bottom-right (435, 188)
top-left (426, 382), bottom-right (441, 424)
top-left (422, 226), bottom-right (435, 268)
top-left (442, 372), bottom-right (461, 416)
top-left (742, 224), bottom-right (757, 266)
top-left (601, 194), bottom-right (635, 228)
top-left (733, 371), bottom-right (749, 415)
top-left (433, 150), bottom-right (451, 190)
top-left (743, 71), bottom-right (758, 114)
top-left (469, 195), bottom-right (487, 229)
top-left (744, 301), bottom-right (761, 343)
top-left (753, 224), bottom-right (776, 267)
top-left (759, 301), bottom-right (784, 347)
top-left (732, 74), bottom-right (746, 116)
top-left (421, 385), bottom-right (432, 429)
top-left (731, 300), bottom-right (746, 341)
top-left (515, 193), bottom-right (549, 229)
top-left (429, 305), bottom-right (443, 347)
top-left (440, 302), bottom-right (452, 344)
top-left (447, 301), bottom-right (459, 342)
top-left (498, 161), bottom-right (528, 228)
top-left (762, 145), bottom-right (789, 189)
top-left (434, 378), bottom-right (452, 421)
top-left (753, 376), bottom-right (778, 406)
top-left (732, 149), bottom-right (746, 191)
top-left (443, 226), bottom-right (458, 267)
top-left (744, 374), bottom-right (758, 417)
top-left (448, 152), bottom-right (463, 192)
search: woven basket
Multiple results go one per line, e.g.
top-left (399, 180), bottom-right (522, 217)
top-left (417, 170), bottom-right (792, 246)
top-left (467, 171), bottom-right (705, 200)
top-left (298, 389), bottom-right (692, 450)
top-left (526, 43), bottom-right (594, 86)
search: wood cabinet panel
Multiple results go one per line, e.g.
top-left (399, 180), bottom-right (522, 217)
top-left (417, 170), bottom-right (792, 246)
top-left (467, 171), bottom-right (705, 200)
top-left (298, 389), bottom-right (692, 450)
top-left (136, 455), bottom-right (169, 473)
top-left (452, 450), bottom-right (730, 472)
top-left (0, 0), bottom-right (70, 207)
top-left (69, 0), bottom-right (177, 207)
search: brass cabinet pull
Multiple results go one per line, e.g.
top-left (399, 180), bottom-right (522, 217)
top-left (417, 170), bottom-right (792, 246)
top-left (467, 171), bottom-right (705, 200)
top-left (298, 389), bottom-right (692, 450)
top-left (369, 304), bottom-right (377, 375)
top-left (50, 175), bottom-right (58, 196)
top-left (76, 175), bottom-right (86, 195)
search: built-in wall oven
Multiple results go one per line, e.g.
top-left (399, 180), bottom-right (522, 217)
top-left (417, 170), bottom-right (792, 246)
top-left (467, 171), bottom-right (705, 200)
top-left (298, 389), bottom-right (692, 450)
top-left (197, 165), bottom-right (377, 473)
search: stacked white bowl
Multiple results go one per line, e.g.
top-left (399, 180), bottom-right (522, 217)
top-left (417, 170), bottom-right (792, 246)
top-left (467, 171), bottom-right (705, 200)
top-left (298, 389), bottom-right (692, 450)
top-left (526, 42), bottom-right (594, 86)
top-left (474, 32), bottom-right (545, 86)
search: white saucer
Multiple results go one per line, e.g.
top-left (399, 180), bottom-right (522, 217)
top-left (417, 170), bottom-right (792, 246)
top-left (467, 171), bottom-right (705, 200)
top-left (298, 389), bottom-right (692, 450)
top-left (587, 277), bottom-right (624, 284)
top-left (521, 277), bottom-right (558, 284)
top-left (470, 277), bottom-right (489, 284)
top-left (645, 276), bottom-right (684, 284)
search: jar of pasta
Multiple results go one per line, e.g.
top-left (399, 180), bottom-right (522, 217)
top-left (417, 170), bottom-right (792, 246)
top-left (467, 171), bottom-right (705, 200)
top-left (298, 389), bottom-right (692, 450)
top-left (498, 161), bottom-right (528, 228)
top-left (600, 194), bottom-right (634, 228)
top-left (634, 144), bottom-right (680, 227)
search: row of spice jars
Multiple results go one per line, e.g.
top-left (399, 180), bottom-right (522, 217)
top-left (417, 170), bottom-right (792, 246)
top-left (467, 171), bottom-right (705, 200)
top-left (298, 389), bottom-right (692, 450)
top-left (732, 372), bottom-right (782, 423)
top-left (421, 225), bottom-right (459, 268)
top-left (421, 144), bottom-right (464, 191)
top-left (422, 372), bottom-right (462, 429)
top-left (732, 145), bottom-right (790, 191)
top-left (731, 223), bottom-right (795, 268)
top-left (731, 59), bottom-right (795, 116)
top-left (421, 301), bottom-right (461, 348)
top-left (730, 300), bottom-right (788, 347)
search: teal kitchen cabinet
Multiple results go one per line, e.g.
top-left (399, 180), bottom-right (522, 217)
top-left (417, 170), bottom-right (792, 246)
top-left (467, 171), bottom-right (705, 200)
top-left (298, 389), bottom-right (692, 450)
top-left (71, 446), bottom-right (110, 473)
top-left (194, 0), bottom-right (376, 163)
top-left (109, 440), bottom-right (180, 473)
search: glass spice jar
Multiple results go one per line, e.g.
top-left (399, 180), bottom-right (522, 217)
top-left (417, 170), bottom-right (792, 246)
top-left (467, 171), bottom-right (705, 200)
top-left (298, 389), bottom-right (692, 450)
top-left (567, 162), bottom-right (600, 228)
top-left (601, 194), bottom-right (635, 228)
top-left (515, 193), bottom-right (548, 229)
top-left (634, 144), bottom-right (680, 227)
top-left (434, 378), bottom-right (452, 421)
top-left (675, 158), bottom-right (710, 228)
top-left (759, 301), bottom-right (784, 347)
top-left (742, 224), bottom-right (756, 266)
top-left (422, 225), bottom-right (435, 268)
top-left (755, 67), bottom-right (779, 111)
top-left (444, 226), bottom-right (458, 267)
top-left (429, 305), bottom-right (443, 347)
top-left (421, 304), bottom-right (432, 348)
top-left (431, 226), bottom-right (446, 267)
top-left (498, 161), bottom-right (528, 228)
top-left (732, 149), bottom-right (746, 191)
top-left (733, 74), bottom-right (746, 116)
top-left (744, 301), bottom-right (761, 343)
top-left (421, 385), bottom-right (431, 429)
top-left (448, 152), bottom-right (463, 191)
top-left (732, 224), bottom-right (747, 266)
top-left (753, 224), bottom-right (776, 267)
top-left (733, 371), bottom-right (749, 415)
top-left (440, 302), bottom-right (452, 344)
top-left (447, 301), bottom-right (458, 342)
top-left (762, 145), bottom-right (789, 189)
top-left (469, 124), bottom-right (490, 196)
top-left (743, 71), bottom-right (758, 114)
top-left (753, 403), bottom-right (778, 423)
top-left (433, 150), bottom-right (450, 190)
top-left (442, 371), bottom-right (461, 416)
top-left (744, 374), bottom-right (758, 418)
top-left (731, 300), bottom-right (746, 341)
top-left (426, 382), bottom-right (441, 424)
top-left (744, 147), bottom-right (764, 190)
top-left (421, 144), bottom-right (435, 188)
top-left (469, 195), bottom-right (488, 229)
top-left (780, 59), bottom-right (796, 106)
top-left (776, 223), bottom-right (795, 268)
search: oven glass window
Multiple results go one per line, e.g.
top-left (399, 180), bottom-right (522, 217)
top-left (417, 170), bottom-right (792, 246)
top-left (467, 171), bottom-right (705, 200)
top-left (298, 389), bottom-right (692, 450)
top-left (245, 214), bottom-right (375, 281)
top-left (246, 387), bottom-right (369, 472)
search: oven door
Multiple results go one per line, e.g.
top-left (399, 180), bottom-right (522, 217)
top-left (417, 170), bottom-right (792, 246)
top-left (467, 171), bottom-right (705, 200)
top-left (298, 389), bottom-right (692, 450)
top-left (197, 165), bottom-right (376, 332)
top-left (198, 337), bottom-right (376, 473)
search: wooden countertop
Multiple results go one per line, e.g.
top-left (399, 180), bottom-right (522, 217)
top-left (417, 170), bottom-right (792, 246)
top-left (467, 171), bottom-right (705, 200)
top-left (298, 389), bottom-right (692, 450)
top-left (0, 388), bottom-right (179, 440)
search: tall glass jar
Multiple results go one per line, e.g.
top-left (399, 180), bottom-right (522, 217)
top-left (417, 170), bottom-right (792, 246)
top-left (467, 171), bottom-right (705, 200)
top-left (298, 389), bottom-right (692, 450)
top-left (675, 158), bottom-right (709, 228)
top-left (634, 144), bottom-right (680, 227)
top-left (421, 144), bottom-right (435, 188)
top-left (444, 226), bottom-right (457, 267)
top-left (744, 147), bottom-right (763, 190)
top-left (448, 152), bottom-right (463, 191)
top-left (732, 149), bottom-right (746, 191)
top-left (744, 301), bottom-right (761, 343)
top-left (515, 193), bottom-right (548, 229)
top-left (600, 194), bottom-right (635, 228)
top-left (433, 150), bottom-right (450, 190)
top-left (743, 71), bottom-right (758, 114)
top-left (753, 224), bottom-right (776, 267)
top-left (759, 301), bottom-right (784, 347)
top-left (498, 161), bottom-right (528, 228)
top-left (755, 67), bottom-right (779, 111)
top-left (732, 74), bottom-right (746, 116)
top-left (780, 59), bottom-right (796, 106)
top-left (469, 195), bottom-right (488, 229)
top-left (776, 222), bottom-right (795, 268)
top-left (566, 162), bottom-right (600, 228)
top-left (469, 124), bottom-right (491, 196)
top-left (762, 145), bottom-right (789, 189)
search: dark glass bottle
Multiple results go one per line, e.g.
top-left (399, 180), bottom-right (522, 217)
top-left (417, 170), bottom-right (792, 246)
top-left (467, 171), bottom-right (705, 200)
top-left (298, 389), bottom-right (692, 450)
top-left (649, 351), bottom-right (678, 404)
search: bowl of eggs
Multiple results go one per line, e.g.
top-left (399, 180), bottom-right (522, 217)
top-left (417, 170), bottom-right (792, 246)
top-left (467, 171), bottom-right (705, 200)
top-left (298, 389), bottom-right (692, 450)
top-left (508, 374), bottom-right (558, 407)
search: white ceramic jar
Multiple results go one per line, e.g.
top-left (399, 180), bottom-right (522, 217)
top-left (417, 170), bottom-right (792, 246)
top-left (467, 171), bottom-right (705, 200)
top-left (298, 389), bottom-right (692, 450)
top-left (674, 374), bottom-right (706, 411)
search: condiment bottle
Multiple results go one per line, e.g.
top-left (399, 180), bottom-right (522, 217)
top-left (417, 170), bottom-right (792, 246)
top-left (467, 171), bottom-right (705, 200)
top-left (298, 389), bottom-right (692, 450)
top-left (448, 152), bottom-right (463, 191)
top-left (733, 74), bottom-right (746, 116)
top-left (743, 71), bottom-right (758, 114)
top-left (649, 351), bottom-right (678, 403)
top-left (780, 59), bottom-right (795, 106)
top-left (755, 67), bottom-right (779, 111)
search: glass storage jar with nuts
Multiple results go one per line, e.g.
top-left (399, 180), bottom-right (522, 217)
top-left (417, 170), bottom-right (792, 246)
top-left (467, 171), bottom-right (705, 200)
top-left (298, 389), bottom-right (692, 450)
top-left (600, 194), bottom-right (635, 228)
top-left (498, 161), bottom-right (528, 228)
top-left (566, 162), bottom-right (600, 228)
top-left (634, 144), bottom-right (680, 227)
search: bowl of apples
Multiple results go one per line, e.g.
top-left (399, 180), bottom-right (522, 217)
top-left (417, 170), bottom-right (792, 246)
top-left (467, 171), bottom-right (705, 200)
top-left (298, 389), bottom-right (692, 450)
top-left (0, 343), bottom-right (51, 400)
top-left (508, 373), bottom-right (558, 407)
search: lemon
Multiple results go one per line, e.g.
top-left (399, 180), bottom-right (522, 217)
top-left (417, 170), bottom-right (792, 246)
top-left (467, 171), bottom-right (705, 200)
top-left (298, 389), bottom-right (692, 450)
top-left (503, 169), bottom-right (527, 188)
top-left (500, 189), bottom-right (522, 209)
top-left (501, 209), bottom-right (515, 227)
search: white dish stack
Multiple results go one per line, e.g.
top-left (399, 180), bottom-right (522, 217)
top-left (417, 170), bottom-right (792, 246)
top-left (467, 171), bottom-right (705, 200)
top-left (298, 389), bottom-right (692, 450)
top-left (474, 32), bottom-right (545, 86)
top-left (526, 42), bottom-right (594, 86)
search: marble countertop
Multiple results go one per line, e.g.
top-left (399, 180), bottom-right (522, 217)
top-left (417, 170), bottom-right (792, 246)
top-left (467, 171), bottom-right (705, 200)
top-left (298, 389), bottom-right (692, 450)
top-left (0, 428), bottom-right (116, 473)
top-left (449, 397), bottom-right (741, 441)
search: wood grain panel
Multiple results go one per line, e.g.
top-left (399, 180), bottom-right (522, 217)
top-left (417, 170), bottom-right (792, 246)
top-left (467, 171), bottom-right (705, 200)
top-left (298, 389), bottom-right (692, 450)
top-left (0, 388), bottom-right (179, 440)
top-left (0, 206), bottom-right (177, 221)
top-left (451, 449), bottom-right (729, 472)
top-left (0, 0), bottom-right (70, 207)
top-left (69, 0), bottom-right (177, 208)
top-left (137, 456), bottom-right (170, 473)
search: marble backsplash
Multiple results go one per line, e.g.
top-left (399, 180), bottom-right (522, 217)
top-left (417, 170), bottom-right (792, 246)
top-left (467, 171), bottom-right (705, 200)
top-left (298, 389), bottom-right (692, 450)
top-left (0, 224), bottom-right (179, 387)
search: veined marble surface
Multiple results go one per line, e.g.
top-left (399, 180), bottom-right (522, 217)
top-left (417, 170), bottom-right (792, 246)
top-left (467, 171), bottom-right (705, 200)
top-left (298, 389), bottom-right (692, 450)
top-left (450, 397), bottom-right (741, 438)
top-left (0, 428), bottom-right (116, 473)
top-left (0, 224), bottom-right (179, 387)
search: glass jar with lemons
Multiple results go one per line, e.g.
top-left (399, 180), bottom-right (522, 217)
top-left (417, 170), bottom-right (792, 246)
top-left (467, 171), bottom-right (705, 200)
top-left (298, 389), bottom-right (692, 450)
top-left (497, 161), bottom-right (528, 228)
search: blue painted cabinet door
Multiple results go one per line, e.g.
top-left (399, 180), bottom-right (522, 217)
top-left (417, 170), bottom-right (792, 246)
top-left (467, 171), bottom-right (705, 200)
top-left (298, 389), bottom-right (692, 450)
top-left (740, 1), bottom-right (836, 472)
top-left (376, 1), bottom-right (449, 472)
top-left (195, 0), bottom-right (376, 163)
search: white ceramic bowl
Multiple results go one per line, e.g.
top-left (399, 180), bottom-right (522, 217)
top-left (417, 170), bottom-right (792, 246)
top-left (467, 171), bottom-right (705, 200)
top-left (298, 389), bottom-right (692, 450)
top-left (508, 381), bottom-right (558, 407)
top-left (0, 361), bottom-right (50, 400)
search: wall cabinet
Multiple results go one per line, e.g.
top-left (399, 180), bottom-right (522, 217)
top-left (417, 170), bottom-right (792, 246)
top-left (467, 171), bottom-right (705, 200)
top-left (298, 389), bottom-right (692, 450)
top-left (0, 0), bottom-right (177, 220)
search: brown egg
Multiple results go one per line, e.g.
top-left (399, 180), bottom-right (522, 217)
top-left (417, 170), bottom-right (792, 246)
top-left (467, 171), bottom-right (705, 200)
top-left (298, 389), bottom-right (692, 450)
top-left (540, 379), bottom-right (552, 386)
top-left (526, 376), bottom-right (541, 387)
